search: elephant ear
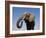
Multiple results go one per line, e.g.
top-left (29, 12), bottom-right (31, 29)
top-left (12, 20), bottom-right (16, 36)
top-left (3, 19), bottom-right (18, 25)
top-left (29, 14), bottom-right (35, 22)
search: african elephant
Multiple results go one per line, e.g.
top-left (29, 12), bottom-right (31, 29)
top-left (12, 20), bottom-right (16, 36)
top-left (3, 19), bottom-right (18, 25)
top-left (16, 13), bottom-right (35, 30)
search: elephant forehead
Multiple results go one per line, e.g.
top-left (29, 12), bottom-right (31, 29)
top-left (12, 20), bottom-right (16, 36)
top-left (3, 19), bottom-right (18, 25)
top-left (21, 13), bottom-right (35, 20)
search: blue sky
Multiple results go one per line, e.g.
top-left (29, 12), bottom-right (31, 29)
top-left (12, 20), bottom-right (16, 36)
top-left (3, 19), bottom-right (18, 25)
top-left (12, 7), bottom-right (40, 31)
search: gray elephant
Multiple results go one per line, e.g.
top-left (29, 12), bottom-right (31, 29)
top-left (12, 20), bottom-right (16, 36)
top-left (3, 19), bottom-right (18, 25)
top-left (16, 12), bottom-right (35, 30)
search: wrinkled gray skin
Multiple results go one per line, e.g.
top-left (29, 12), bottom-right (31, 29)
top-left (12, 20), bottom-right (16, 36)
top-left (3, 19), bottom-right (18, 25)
top-left (16, 13), bottom-right (35, 30)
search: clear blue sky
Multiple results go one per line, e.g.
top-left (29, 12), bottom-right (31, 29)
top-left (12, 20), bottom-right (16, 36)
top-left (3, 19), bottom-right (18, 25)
top-left (12, 7), bottom-right (40, 31)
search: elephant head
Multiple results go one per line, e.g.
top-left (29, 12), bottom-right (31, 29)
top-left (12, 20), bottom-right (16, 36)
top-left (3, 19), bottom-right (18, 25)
top-left (16, 12), bottom-right (35, 30)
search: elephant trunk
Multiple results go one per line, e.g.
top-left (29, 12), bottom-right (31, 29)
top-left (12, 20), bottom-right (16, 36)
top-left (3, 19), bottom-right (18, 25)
top-left (16, 18), bottom-right (23, 28)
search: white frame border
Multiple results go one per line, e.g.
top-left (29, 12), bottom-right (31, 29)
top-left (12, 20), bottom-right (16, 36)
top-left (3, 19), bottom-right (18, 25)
top-left (10, 4), bottom-right (43, 34)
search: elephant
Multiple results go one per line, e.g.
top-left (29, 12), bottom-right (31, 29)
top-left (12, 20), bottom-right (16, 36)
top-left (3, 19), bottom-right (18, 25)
top-left (16, 12), bottom-right (35, 30)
